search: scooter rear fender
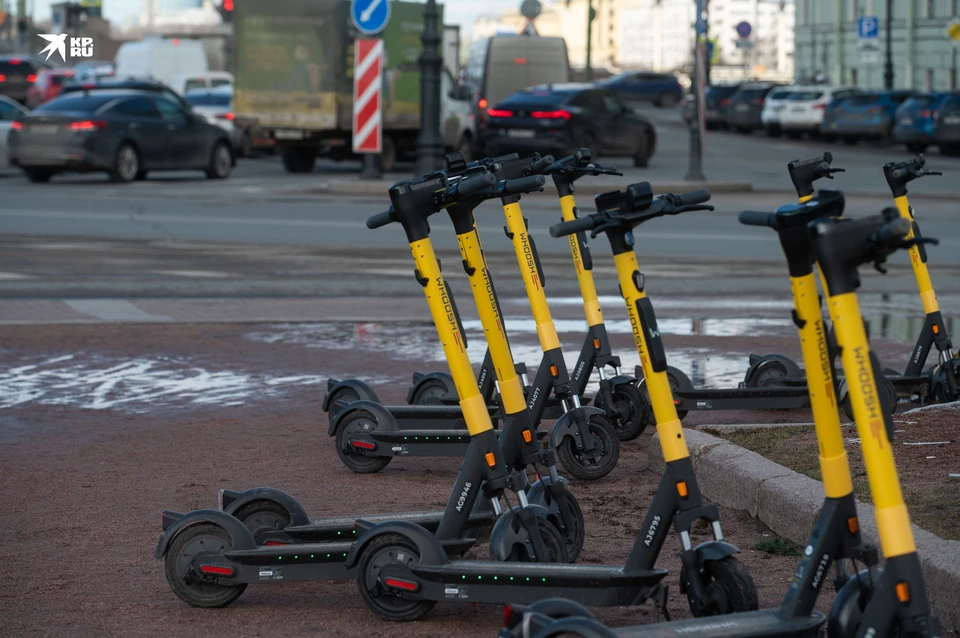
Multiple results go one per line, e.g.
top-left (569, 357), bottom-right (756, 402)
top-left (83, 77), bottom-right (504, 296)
top-left (218, 487), bottom-right (311, 527)
top-left (322, 378), bottom-right (380, 413)
top-left (155, 509), bottom-right (257, 559)
top-left (327, 399), bottom-right (396, 437)
top-left (345, 519), bottom-right (448, 569)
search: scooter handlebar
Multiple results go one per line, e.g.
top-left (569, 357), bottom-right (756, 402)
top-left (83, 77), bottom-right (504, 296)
top-left (873, 217), bottom-right (912, 247)
top-left (669, 189), bottom-right (711, 206)
top-left (502, 174), bottom-right (546, 194)
top-left (456, 172), bottom-right (497, 197)
top-left (549, 214), bottom-right (597, 238)
top-left (529, 155), bottom-right (555, 173)
top-left (366, 209), bottom-right (395, 229)
top-left (738, 210), bottom-right (776, 228)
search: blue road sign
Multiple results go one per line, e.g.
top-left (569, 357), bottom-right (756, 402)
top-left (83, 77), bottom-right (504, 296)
top-left (735, 21), bottom-right (751, 39)
top-left (858, 16), bottom-right (879, 39)
top-left (351, 0), bottom-right (390, 35)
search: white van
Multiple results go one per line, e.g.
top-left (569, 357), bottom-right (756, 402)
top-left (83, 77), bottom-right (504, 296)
top-left (171, 71), bottom-right (233, 96)
top-left (114, 38), bottom-right (208, 92)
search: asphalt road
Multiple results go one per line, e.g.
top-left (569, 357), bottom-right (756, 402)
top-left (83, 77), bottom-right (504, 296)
top-left (2, 107), bottom-right (959, 299)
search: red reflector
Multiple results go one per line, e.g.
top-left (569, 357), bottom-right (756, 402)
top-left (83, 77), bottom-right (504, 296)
top-left (200, 565), bottom-right (234, 576)
top-left (352, 440), bottom-right (376, 450)
top-left (384, 577), bottom-right (419, 592)
top-left (265, 541), bottom-right (287, 546)
top-left (82, 83), bottom-right (96, 89)
top-left (217, 112), bottom-right (235, 120)
top-left (813, 104), bottom-right (827, 111)
top-left (70, 120), bottom-right (107, 131)
top-left (0, 74), bottom-right (6, 82)
top-left (487, 108), bottom-right (513, 118)
top-left (504, 604), bottom-right (518, 627)
top-left (26, 73), bottom-right (37, 83)
top-left (531, 110), bottom-right (571, 120)
top-left (10, 121), bottom-right (21, 130)
top-left (64, 71), bottom-right (74, 77)
top-left (9, 58), bottom-right (20, 65)
top-left (513, 57), bottom-right (528, 65)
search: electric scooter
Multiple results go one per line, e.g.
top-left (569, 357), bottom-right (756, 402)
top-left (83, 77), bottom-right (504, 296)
top-left (397, 149), bottom-right (650, 442)
top-left (503, 196), bottom-right (942, 638)
top-left (155, 170), bottom-right (576, 609)
top-left (349, 187), bottom-right (756, 622)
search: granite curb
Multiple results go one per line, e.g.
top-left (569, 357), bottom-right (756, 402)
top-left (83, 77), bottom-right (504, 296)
top-left (648, 428), bottom-right (960, 631)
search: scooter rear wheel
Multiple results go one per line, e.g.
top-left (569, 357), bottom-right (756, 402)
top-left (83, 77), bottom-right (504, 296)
top-left (556, 416), bottom-right (620, 481)
top-left (335, 409), bottom-right (392, 473)
top-left (233, 500), bottom-right (291, 544)
top-left (326, 386), bottom-right (360, 423)
top-left (357, 533), bottom-right (436, 621)
top-left (164, 523), bottom-right (247, 608)
top-left (687, 555), bottom-right (758, 616)
top-left (840, 375), bottom-right (898, 422)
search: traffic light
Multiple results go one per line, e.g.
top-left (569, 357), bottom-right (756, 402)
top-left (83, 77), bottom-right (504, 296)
top-left (217, 0), bottom-right (234, 21)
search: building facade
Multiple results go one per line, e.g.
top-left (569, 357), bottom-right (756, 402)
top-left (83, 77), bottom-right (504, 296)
top-left (794, 0), bottom-right (960, 89)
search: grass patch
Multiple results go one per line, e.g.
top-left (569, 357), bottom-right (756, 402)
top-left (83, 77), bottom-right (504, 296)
top-left (754, 538), bottom-right (800, 557)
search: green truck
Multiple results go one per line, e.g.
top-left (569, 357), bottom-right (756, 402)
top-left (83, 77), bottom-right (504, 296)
top-left (234, 0), bottom-right (472, 173)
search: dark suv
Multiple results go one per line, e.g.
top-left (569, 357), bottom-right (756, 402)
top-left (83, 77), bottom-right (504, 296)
top-left (726, 83), bottom-right (779, 133)
top-left (602, 72), bottom-right (683, 107)
top-left (0, 55), bottom-right (51, 105)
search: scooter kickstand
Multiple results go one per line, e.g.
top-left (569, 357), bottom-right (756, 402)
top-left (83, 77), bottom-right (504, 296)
top-left (651, 584), bottom-right (670, 623)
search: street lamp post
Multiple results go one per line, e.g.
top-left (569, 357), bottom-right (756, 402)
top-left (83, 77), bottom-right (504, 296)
top-left (416, 0), bottom-right (444, 175)
top-left (584, 0), bottom-right (595, 81)
top-left (686, 0), bottom-right (706, 181)
top-left (883, 0), bottom-right (894, 89)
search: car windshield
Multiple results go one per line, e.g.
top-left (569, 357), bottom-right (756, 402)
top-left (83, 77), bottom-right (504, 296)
top-left (900, 96), bottom-right (936, 110)
top-left (844, 95), bottom-right (882, 107)
top-left (788, 91), bottom-right (824, 101)
top-left (185, 93), bottom-right (231, 107)
top-left (768, 90), bottom-right (793, 100)
top-left (708, 86), bottom-right (739, 97)
top-left (34, 94), bottom-right (116, 112)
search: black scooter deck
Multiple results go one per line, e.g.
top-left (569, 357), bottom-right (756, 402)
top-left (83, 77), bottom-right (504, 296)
top-left (613, 609), bottom-right (825, 637)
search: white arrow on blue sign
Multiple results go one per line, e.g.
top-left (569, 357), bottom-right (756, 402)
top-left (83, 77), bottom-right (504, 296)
top-left (857, 16), bottom-right (879, 39)
top-left (351, 0), bottom-right (391, 35)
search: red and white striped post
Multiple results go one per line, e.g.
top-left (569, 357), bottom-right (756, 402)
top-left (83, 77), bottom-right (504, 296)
top-left (353, 38), bottom-right (384, 177)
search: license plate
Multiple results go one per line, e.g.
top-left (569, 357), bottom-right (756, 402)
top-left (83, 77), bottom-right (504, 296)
top-left (900, 118), bottom-right (913, 125)
top-left (274, 129), bottom-right (304, 140)
top-left (31, 124), bottom-right (58, 134)
top-left (944, 116), bottom-right (960, 124)
top-left (507, 129), bottom-right (535, 138)
top-left (736, 104), bottom-right (749, 111)
top-left (792, 107), bottom-right (805, 112)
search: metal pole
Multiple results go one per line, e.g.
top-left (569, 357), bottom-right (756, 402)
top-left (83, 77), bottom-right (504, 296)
top-left (416, 0), bottom-right (444, 175)
top-left (686, 0), bottom-right (706, 182)
top-left (703, 0), bottom-right (711, 85)
top-left (883, 0), bottom-right (894, 89)
top-left (584, 0), bottom-right (594, 81)
top-left (953, 45), bottom-right (958, 90)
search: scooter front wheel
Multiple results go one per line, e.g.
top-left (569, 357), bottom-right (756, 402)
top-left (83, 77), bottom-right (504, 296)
top-left (495, 516), bottom-right (568, 563)
top-left (233, 500), bottom-right (291, 544)
top-left (356, 533), bottom-right (436, 621)
top-left (556, 416), bottom-right (620, 481)
top-left (335, 409), bottom-right (392, 474)
top-left (164, 523), bottom-right (247, 608)
top-left (410, 378), bottom-right (452, 405)
top-left (606, 383), bottom-right (650, 441)
top-left (686, 555), bottom-right (758, 616)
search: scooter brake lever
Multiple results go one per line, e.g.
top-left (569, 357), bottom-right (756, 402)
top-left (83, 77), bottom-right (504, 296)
top-left (873, 259), bottom-right (888, 275)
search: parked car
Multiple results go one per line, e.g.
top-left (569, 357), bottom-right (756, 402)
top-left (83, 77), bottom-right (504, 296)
top-left (725, 83), bottom-right (780, 133)
top-left (0, 55), bottom-right (51, 105)
top-left (703, 84), bottom-right (741, 129)
top-left (601, 71), bottom-right (683, 107)
top-left (827, 90), bottom-right (915, 144)
top-left (818, 93), bottom-right (863, 142)
top-left (183, 85), bottom-right (244, 155)
top-left (25, 69), bottom-right (76, 108)
top-left (60, 78), bottom-right (193, 111)
top-left (759, 86), bottom-right (800, 136)
top-left (0, 94), bottom-right (29, 168)
top-left (71, 60), bottom-right (115, 83)
top-left (779, 86), bottom-right (860, 138)
top-left (171, 71), bottom-right (233, 96)
top-left (8, 90), bottom-right (234, 183)
top-left (893, 93), bottom-right (952, 153)
top-left (484, 83), bottom-right (656, 166)
top-left (464, 34), bottom-right (571, 153)
top-left (933, 93), bottom-right (960, 154)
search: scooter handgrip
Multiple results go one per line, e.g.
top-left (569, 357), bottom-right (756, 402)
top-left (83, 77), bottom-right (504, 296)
top-left (738, 210), bottom-right (776, 228)
top-left (503, 174), bottom-right (546, 194)
top-left (529, 155), bottom-right (555, 173)
top-left (456, 172), bottom-right (496, 197)
top-left (367, 209), bottom-right (395, 229)
top-left (550, 215), bottom-right (596, 238)
top-left (673, 189), bottom-right (711, 206)
top-left (874, 217), bottom-right (912, 246)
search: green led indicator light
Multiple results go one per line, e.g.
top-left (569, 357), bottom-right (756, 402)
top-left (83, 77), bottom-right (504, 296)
top-left (294, 555), bottom-right (299, 559)
top-left (278, 556), bottom-right (282, 560)
top-left (337, 531), bottom-right (341, 535)
top-left (542, 578), bottom-right (546, 582)
top-left (326, 553), bottom-right (331, 557)
top-left (462, 575), bottom-right (466, 580)
top-left (342, 553), bottom-right (347, 557)
top-left (478, 576), bottom-right (482, 580)
top-left (310, 554), bottom-right (315, 558)
top-left (404, 437), bottom-right (408, 441)
top-left (510, 577), bottom-right (514, 581)
top-left (494, 576), bottom-right (498, 580)
top-left (526, 577), bottom-right (530, 582)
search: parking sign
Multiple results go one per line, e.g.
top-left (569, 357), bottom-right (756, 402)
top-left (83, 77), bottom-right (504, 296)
top-left (858, 16), bottom-right (879, 40)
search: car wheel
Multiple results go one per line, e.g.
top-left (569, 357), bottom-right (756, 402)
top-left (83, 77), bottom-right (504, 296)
top-left (736, 126), bottom-right (751, 134)
top-left (705, 121), bottom-right (719, 131)
top-left (785, 130), bottom-right (802, 139)
top-left (822, 133), bottom-right (838, 142)
top-left (24, 168), bottom-right (53, 183)
top-left (657, 92), bottom-right (678, 107)
top-left (110, 143), bottom-right (139, 183)
top-left (765, 126), bottom-right (781, 137)
top-left (579, 132), bottom-right (598, 158)
top-left (205, 141), bottom-right (233, 179)
top-left (633, 130), bottom-right (651, 168)
top-left (842, 136), bottom-right (857, 146)
top-left (906, 142), bottom-right (927, 153)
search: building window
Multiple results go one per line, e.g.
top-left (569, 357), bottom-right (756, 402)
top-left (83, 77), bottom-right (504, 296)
top-left (926, 0), bottom-right (935, 18)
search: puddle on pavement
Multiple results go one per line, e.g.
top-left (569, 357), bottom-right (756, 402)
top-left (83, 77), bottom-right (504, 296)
top-left (0, 353), bottom-right (376, 413)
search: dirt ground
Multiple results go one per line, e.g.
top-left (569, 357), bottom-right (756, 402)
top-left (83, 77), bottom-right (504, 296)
top-left (711, 405), bottom-right (960, 541)
top-left (1, 323), bottom-right (830, 637)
